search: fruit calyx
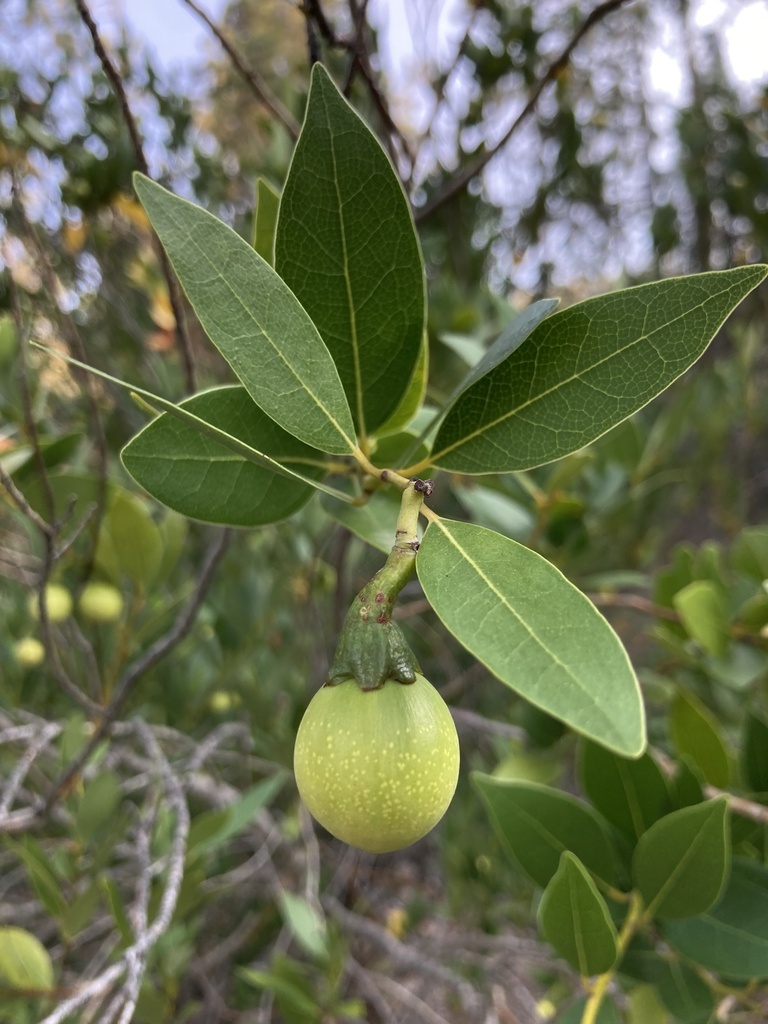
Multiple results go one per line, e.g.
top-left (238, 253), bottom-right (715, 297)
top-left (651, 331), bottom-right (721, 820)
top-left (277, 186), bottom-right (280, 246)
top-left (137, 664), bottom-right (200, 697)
top-left (327, 479), bottom-right (432, 691)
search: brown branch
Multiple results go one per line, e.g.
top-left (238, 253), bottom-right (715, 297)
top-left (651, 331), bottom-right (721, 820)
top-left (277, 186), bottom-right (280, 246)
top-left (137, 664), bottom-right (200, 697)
top-left (73, 0), bottom-right (197, 394)
top-left (416, 0), bottom-right (636, 222)
top-left (178, 0), bottom-right (300, 139)
top-left (40, 528), bottom-right (231, 818)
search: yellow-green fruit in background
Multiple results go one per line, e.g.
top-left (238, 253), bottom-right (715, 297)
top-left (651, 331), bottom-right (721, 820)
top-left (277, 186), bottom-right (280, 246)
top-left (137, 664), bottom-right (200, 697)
top-left (78, 582), bottom-right (124, 623)
top-left (294, 674), bottom-right (460, 853)
top-left (27, 584), bottom-right (72, 623)
top-left (13, 637), bottom-right (45, 668)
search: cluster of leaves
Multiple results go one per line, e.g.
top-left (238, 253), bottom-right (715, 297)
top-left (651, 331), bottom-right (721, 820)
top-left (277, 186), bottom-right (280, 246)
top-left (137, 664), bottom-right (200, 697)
top-left (19, 57), bottom-right (766, 1020)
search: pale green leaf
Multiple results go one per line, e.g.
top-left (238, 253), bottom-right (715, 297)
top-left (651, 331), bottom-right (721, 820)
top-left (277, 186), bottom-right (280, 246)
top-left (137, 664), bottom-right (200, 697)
top-left (253, 176), bottom-right (280, 265)
top-left (321, 489), bottom-right (406, 554)
top-left (107, 491), bottom-right (163, 587)
top-left (417, 520), bottom-right (645, 756)
top-left (668, 690), bottom-right (731, 787)
top-left (673, 580), bottom-right (730, 656)
top-left (432, 266), bottom-right (768, 473)
top-left (0, 927), bottom-right (54, 991)
top-left (278, 891), bottom-right (328, 960)
top-left (134, 173), bottom-right (356, 454)
top-left (275, 64), bottom-right (425, 435)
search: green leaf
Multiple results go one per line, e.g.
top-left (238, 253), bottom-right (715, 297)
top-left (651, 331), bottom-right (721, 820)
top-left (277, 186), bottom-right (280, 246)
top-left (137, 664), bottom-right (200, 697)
top-left (731, 526), bottom-right (768, 581)
top-left (75, 771), bottom-right (121, 841)
top-left (107, 491), bottom-right (163, 587)
top-left (557, 994), bottom-right (621, 1024)
top-left (0, 927), bottom-right (54, 991)
top-left (37, 345), bottom-right (355, 505)
top-left (664, 858), bottom-right (768, 980)
top-left (673, 580), bottom-right (730, 656)
top-left (537, 852), bottom-right (618, 975)
top-left (122, 386), bottom-right (327, 527)
top-left (188, 775), bottom-right (286, 857)
top-left (655, 960), bottom-right (715, 1024)
top-left (133, 173), bottom-right (356, 455)
top-left (417, 520), bottom-right (645, 756)
top-left (743, 712), bottom-right (768, 793)
top-left (626, 985), bottom-right (670, 1024)
top-left (472, 774), bottom-right (620, 888)
top-left (446, 298), bottom-right (559, 406)
top-left (275, 64), bottom-right (424, 435)
top-left (278, 892), bottom-right (328, 960)
top-left (578, 741), bottom-right (672, 841)
top-left (371, 430), bottom-right (430, 471)
top-left (4, 837), bottom-right (66, 920)
top-left (631, 798), bottom-right (730, 919)
top-left (321, 489), bottom-right (405, 554)
top-left (375, 335), bottom-right (428, 437)
top-left (431, 266), bottom-right (768, 473)
top-left (452, 483), bottom-right (535, 541)
top-left (668, 691), bottom-right (731, 787)
top-left (253, 176), bottom-right (280, 265)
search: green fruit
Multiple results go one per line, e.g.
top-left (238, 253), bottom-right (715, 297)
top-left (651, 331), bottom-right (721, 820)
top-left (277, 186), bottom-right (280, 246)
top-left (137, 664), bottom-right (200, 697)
top-left (28, 584), bottom-right (73, 623)
top-left (78, 582), bottom-right (124, 623)
top-left (13, 637), bottom-right (45, 668)
top-left (294, 674), bottom-right (460, 853)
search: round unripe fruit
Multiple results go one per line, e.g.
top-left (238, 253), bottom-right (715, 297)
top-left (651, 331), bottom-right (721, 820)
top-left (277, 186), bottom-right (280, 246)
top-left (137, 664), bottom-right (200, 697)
top-left (78, 583), bottom-right (124, 623)
top-left (13, 637), bottom-right (45, 668)
top-left (294, 674), bottom-right (460, 853)
top-left (28, 584), bottom-right (72, 624)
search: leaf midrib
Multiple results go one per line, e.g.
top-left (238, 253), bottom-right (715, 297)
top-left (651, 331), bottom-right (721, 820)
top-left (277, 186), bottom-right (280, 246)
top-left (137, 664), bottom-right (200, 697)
top-left (323, 92), bottom-right (366, 438)
top-left (434, 520), bottom-right (623, 743)
top-left (432, 277), bottom-right (750, 465)
top-left (161, 192), bottom-right (356, 454)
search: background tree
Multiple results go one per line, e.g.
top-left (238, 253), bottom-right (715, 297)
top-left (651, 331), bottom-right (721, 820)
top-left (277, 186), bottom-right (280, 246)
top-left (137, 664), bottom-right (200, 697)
top-left (2, 2), bottom-right (768, 1023)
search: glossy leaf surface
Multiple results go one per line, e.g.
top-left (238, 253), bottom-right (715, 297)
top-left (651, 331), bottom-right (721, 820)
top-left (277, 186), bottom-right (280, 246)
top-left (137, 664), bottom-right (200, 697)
top-left (579, 741), bottom-right (672, 841)
top-left (472, 774), bottom-right (619, 888)
top-left (632, 798), bottom-right (730, 919)
top-left (275, 64), bottom-right (424, 435)
top-left (664, 858), bottom-right (768, 980)
top-left (432, 266), bottom-right (768, 473)
top-left (417, 520), bottom-right (645, 755)
top-left (538, 852), bottom-right (618, 975)
top-left (134, 173), bottom-right (356, 454)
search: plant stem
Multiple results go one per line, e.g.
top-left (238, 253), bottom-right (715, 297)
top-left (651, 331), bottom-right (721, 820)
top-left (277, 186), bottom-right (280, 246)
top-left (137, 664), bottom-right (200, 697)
top-left (581, 891), bottom-right (643, 1024)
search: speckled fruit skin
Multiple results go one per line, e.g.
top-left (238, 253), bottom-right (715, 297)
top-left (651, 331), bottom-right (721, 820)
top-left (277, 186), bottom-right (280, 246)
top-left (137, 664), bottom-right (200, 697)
top-left (294, 674), bottom-right (460, 853)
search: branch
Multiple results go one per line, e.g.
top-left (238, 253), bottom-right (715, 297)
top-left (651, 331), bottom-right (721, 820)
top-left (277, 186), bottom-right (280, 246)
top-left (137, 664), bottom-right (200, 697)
top-left (73, 0), bottom-right (197, 393)
top-left (416, 0), bottom-right (636, 221)
top-left (37, 721), bottom-right (190, 1024)
top-left (179, 0), bottom-right (300, 139)
top-left (40, 528), bottom-right (230, 817)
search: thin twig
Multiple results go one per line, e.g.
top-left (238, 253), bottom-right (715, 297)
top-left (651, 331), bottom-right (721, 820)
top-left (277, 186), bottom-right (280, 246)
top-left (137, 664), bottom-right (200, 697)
top-left (40, 528), bottom-right (230, 818)
top-left (416, 0), bottom-right (636, 221)
top-left (0, 464), bottom-right (52, 536)
top-left (179, 0), bottom-right (300, 139)
top-left (73, 0), bottom-right (197, 393)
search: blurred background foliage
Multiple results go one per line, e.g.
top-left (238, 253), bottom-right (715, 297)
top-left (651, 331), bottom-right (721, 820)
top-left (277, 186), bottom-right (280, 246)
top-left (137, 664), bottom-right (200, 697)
top-left (1, 0), bottom-right (768, 1021)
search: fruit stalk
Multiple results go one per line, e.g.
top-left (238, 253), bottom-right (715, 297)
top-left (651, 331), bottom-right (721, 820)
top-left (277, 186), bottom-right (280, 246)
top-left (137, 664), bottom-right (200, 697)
top-left (327, 479), bottom-right (431, 691)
